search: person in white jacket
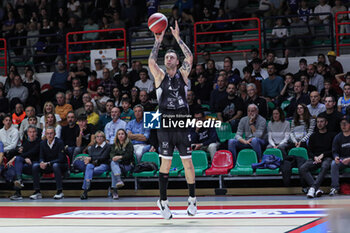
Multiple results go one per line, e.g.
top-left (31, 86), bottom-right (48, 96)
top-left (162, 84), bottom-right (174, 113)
top-left (0, 114), bottom-right (19, 160)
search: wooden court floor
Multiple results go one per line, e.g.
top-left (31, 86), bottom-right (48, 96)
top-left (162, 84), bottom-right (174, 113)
top-left (0, 195), bottom-right (350, 233)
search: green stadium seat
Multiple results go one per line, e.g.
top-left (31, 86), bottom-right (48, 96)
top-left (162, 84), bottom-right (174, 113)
top-left (21, 174), bottom-right (33, 179)
top-left (125, 154), bottom-right (138, 177)
top-left (216, 122), bottom-right (234, 143)
top-left (255, 148), bottom-right (283, 175)
top-left (231, 149), bottom-right (257, 175)
top-left (201, 104), bottom-right (211, 111)
top-left (281, 100), bottom-right (290, 111)
top-left (69, 153), bottom-right (109, 178)
top-left (180, 150), bottom-right (208, 176)
top-left (342, 167), bottom-right (350, 174)
top-left (288, 147), bottom-right (308, 174)
top-left (133, 152), bottom-right (159, 177)
top-left (169, 151), bottom-right (184, 176)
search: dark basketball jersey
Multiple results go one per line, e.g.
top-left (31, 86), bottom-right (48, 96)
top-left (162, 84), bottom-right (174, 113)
top-left (156, 70), bottom-right (189, 114)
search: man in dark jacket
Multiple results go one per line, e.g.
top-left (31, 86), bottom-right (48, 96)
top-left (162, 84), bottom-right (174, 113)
top-left (190, 111), bottom-right (219, 160)
top-left (31, 126), bottom-right (67, 200)
top-left (9, 125), bottom-right (41, 200)
top-left (299, 114), bottom-right (337, 198)
top-left (73, 130), bottom-right (111, 200)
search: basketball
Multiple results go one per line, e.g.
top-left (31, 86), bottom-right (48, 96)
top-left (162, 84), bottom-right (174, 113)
top-left (148, 13), bottom-right (168, 34)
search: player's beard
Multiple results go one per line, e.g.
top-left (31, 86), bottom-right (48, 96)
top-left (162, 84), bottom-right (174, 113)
top-left (165, 63), bottom-right (177, 70)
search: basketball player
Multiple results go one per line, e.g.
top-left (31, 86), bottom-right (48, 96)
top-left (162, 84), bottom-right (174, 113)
top-left (148, 21), bottom-right (196, 219)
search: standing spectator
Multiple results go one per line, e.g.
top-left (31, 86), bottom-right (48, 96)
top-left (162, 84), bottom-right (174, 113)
top-left (100, 68), bottom-right (118, 98)
top-left (287, 81), bottom-right (311, 117)
top-left (245, 83), bottom-right (268, 119)
top-left (110, 128), bottom-right (134, 199)
top-left (329, 115), bottom-right (350, 196)
top-left (7, 75), bottom-right (29, 109)
top-left (31, 127), bottom-right (67, 200)
top-left (135, 69), bottom-right (154, 93)
top-left (74, 131), bottom-right (110, 200)
top-left (190, 110), bottom-right (219, 160)
top-left (307, 91), bottom-right (326, 118)
top-left (126, 105), bottom-right (151, 162)
top-left (209, 75), bottom-right (228, 112)
top-left (61, 112), bottom-right (80, 160)
top-left (337, 84), bottom-right (350, 115)
top-left (55, 92), bottom-right (73, 127)
top-left (321, 96), bottom-right (343, 133)
top-left (9, 125), bottom-right (41, 200)
top-left (300, 114), bottom-right (336, 198)
top-left (327, 51), bottom-right (344, 75)
top-left (105, 107), bottom-right (127, 144)
top-left (228, 104), bottom-right (267, 163)
top-left (267, 108), bottom-right (290, 156)
top-left (217, 83), bottom-right (244, 132)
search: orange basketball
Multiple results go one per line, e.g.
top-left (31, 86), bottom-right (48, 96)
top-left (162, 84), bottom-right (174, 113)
top-left (148, 13), bottom-right (168, 34)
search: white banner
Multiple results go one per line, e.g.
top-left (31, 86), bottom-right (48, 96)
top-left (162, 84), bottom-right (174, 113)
top-left (90, 48), bottom-right (116, 70)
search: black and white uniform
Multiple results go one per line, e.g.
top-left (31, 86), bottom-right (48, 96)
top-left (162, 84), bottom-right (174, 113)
top-left (156, 70), bottom-right (192, 159)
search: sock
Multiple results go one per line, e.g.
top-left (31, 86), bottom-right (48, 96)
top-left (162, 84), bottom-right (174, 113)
top-left (159, 172), bottom-right (169, 201)
top-left (188, 183), bottom-right (195, 198)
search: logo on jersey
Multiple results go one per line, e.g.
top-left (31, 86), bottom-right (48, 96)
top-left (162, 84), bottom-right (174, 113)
top-left (144, 110), bottom-right (162, 129)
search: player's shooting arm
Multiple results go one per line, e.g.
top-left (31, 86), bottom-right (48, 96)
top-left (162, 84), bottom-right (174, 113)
top-left (149, 31), bottom-right (165, 88)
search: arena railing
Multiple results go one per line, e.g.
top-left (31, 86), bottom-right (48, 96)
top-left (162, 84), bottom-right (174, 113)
top-left (193, 18), bottom-right (262, 61)
top-left (0, 38), bottom-right (7, 76)
top-left (66, 28), bottom-right (127, 69)
top-left (335, 11), bottom-right (350, 56)
top-left (262, 13), bottom-right (334, 55)
top-left (7, 33), bottom-right (64, 71)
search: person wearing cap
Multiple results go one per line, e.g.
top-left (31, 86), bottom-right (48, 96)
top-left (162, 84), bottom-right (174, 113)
top-left (329, 115), bottom-right (350, 196)
top-left (327, 51), bottom-right (343, 74)
top-left (251, 58), bottom-right (268, 81)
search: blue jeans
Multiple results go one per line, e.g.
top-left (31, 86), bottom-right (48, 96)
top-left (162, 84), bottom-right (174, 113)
top-left (110, 161), bottom-right (133, 188)
top-left (14, 156), bottom-right (33, 179)
top-left (228, 138), bottom-right (266, 164)
top-left (73, 160), bottom-right (110, 190)
top-left (331, 160), bottom-right (350, 190)
top-left (32, 162), bottom-right (67, 191)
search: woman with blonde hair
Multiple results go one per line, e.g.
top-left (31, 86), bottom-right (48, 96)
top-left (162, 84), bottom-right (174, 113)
top-left (110, 128), bottom-right (134, 199)
top-left (40, 101), bottom-right (61, 128)
top-left (41, 113), bottom-right (62, 139)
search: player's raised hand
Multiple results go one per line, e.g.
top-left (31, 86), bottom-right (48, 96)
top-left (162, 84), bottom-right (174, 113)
top-left (170, 20), bottom-right (180, 41)
top-left (154, 30), bottom-right (165, 43)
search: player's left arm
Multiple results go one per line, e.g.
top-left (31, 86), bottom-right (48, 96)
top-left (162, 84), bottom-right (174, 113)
top-left (171, 21), bottom-right (193, 85)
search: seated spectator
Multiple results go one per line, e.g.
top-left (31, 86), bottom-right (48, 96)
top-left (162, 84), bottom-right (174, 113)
top-left (118, 75), bottom-right (133, 96)
top-left (9, 125), bottom-right (41, 200)
top-left (335, 72), bottom-right (350, 91)
top-left (261, 50), bottom-right (289, 75)
top-left (307, 64), bottom-right (324, 93)
top-left (31, 126), bottom-right (67, 200)
top-left (127, 61), bottom-right (142, 86)
top-left (100, 68), bottom-right (118, 98)
top-left (23, 68), bottom-right (41, 110)
top-left (42, 113), bottom-right (62, 140)
top-left (135, 68), bottom-right (154, 93)
top-left (110, 128), bottom-right (134, 199)
top-left (307, 91), bottom-right (326, 118)
top-left (223, 57), bottom-right (241, 85)
top-left (317, 62), bottom-right (331, 81)
top-left (337, 84), bottom-right (350, 115)
top-left (98, 100), bottom-right (114, 131)
top-left (294, 58), bottom-right (308, 79)
top-left (82, 17), bottom-right (99, 40)
top-left (209, 75), bottom-right (228, 112)
top-left (49, 59), bottom-right (69, 95)
top-left (7, 75), bottom-right (29, 109)
top-left (242, 66), bottom-right (261, 95)
top-left (70, 86), bottom-right (84, 110)
top-left (187, 90), bottom-right (201, 117)
top-left (19, 106), bottom-right (41, 140)
top-left (73, 131), bottom-right (110, 200)
top-left (126, 105), bottom-right (151, 162)
top-left (286, 16), bottom-right (309, 56)
top-left (105, 107), bottom-right (127, 144)
top-left (243, 48), bottom-right (259, 70)
top-left (280, 104), bottom-right (315, 156)
top-left (76, 114), bottom-right (96, 154)
top-left (61, 112), bottom-right (80, 160)
top-left (69, 59), bottom-right (91, 90)
top-left (93, 59), bottom-right (104, 79)
top-left (139, 90), bottom-right (155, 112)
top-left (67, 0), bottom-right (82, 18)
top-left (22, 116), bottom-right (42, 143)
top-left (329, 115), bottom-right (350, 196)
top-left (0, 88), bottom-right (9, 115)
top-left (287, 81), bottom-right (311, 117)
top-left (0, 115), bottom-right (19, 160)
top-left (300, 114), bottom-right (336, 198)
top-left (270, 18), bottom-right (288, 54)
top-left (84, 101), bottom-right (99, 126)
top-left (71, 78), bottom-right (83, 92)
top-left (87, 71), bottom-right (100, 98)
top-left (314, 0), bottom-right (331, 32)
top-left (300, 73), bottom-right (317, 94)
top-left (112, 87), bottom-right (122, 107)
top-left (190, 111), bottom-right (219, 160)
top-left (110, 59), bottom-right (120, 80)
top-left (130, 86), bottom-right (140, 108)
top-left (267, 108), bottom-right (290, 156)
top-left (12, 103), bottom-right (26, 127)
top-left (40, 102), bottom-right (62, 129)
top-left (322, 96), bottom-right (343, 133)
top-left (217, 83), bottom-right (244, 132)
top-left (120, 98), bottom-right (135, 123)
top-left (205, 59), bottom-right (218, 84)
top-left (279, 73), bottom-right (295, 105)
top-left (228, 104), bottom-right (267, 163)
top-left (193, 73), bottom-right (212, 105)
top-left (245, 83), bottom-right (268, 119)
top-left (251, 58), bottom-right (268, 81)
top-left (262, 63), bottom-right (284, 105)
top-left (327, 50), bottom-right (343, 74)
top-left (94, 85), bottom-right (110, 113)
top-left (55, 92), bottom-right (73, 127)
top-left (75, 93), bottom-right (98, 117)
top-left (320, 79), bottom-right (338, 102)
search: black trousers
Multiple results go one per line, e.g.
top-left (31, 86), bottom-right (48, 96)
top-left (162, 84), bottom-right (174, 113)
top-left (281, 155), bottom-right (307, 187)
